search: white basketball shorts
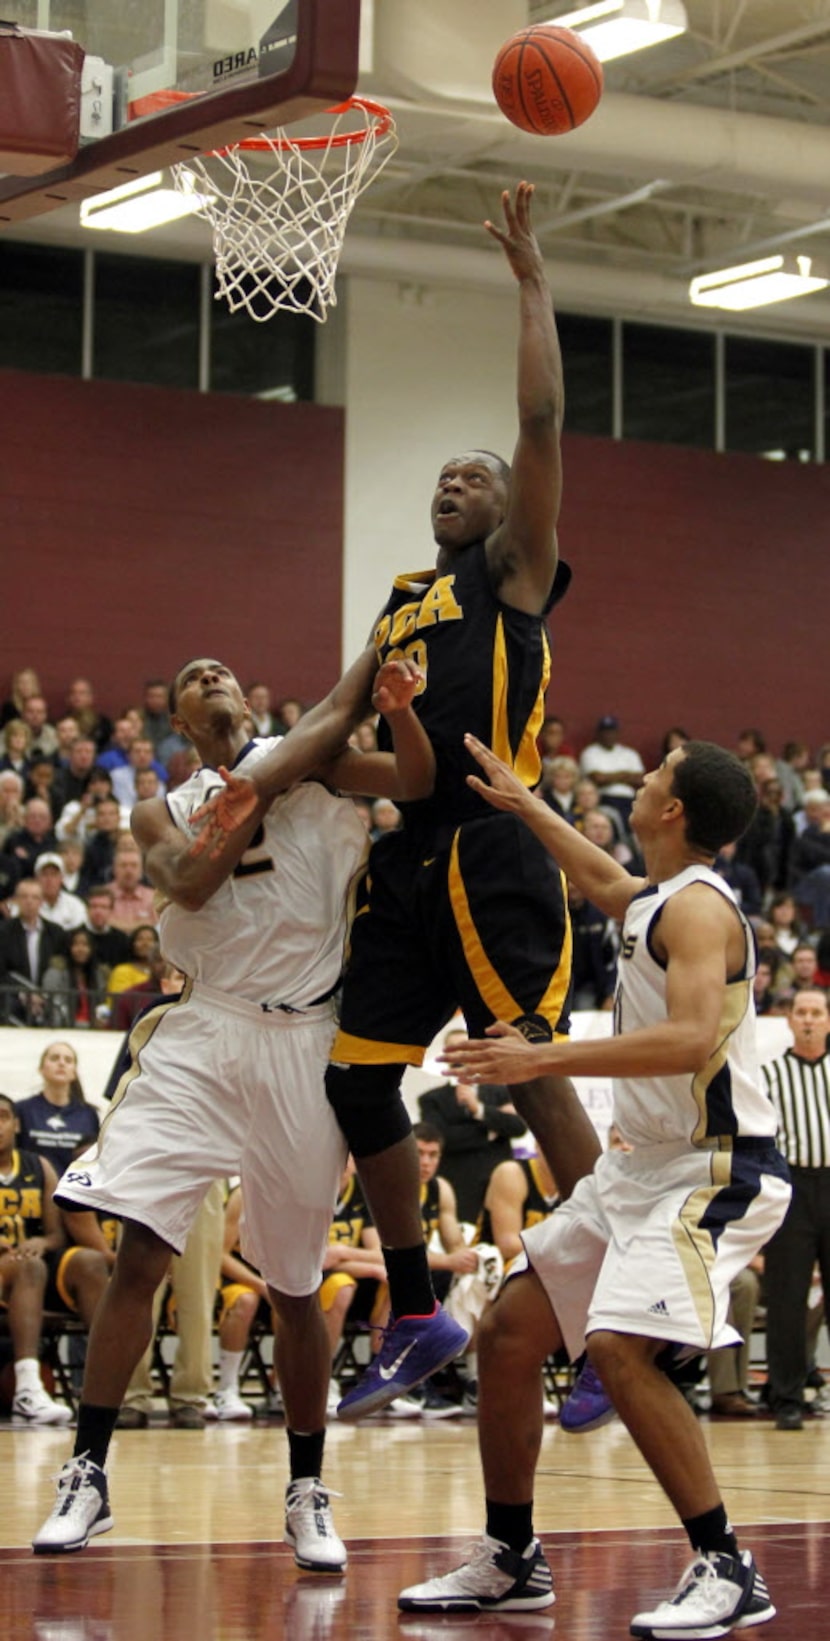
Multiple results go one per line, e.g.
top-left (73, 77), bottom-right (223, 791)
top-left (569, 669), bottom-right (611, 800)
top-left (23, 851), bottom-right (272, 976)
top-left (56, 980), bottom-right (347, 1296)
top-left (517, 1137), bottom-right (791, 1360)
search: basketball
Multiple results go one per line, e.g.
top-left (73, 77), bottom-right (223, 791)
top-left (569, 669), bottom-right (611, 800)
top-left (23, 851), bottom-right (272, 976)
top-left (492, 25), bottom-right (604, 137)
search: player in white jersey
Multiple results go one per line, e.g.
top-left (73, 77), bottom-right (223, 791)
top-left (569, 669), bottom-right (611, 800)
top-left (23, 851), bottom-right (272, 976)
top-left (399, 737), bottom-right (791, 1640)
top-left (33, 649), bottom-right (434, 1570)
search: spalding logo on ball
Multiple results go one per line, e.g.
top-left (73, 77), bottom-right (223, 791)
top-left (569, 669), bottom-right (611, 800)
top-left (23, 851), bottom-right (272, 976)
top-left (492, 24), bottom-right (604, 136)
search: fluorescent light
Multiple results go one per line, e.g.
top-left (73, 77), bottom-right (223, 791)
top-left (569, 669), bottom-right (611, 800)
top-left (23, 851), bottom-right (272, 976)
top-left (553, 1), bottom-right (688, 63)
top-left (689, 254), bottom-right (829, 312)
top-left (81, 170), bottom-right (214, 234)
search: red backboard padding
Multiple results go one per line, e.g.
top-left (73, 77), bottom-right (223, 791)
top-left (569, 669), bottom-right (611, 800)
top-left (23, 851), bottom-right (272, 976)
top-left (0, 29), bottom-right (84, 175)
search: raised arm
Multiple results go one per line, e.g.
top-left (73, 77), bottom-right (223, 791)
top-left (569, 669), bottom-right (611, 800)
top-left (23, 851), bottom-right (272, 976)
top-left (443, 884), bottom-right (741, 1087)
top-left (464, 733), bottom-right (644, 920)
top-left (248, 645), bottom-right (380, 805)
top-left (485, 181), bottom-right (564, 613)
top-left (325, 659), bottom-right (436, 801)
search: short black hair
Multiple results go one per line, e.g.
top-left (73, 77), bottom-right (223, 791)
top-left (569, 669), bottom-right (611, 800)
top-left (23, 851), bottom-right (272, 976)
top-left (670, 741), bottom-right (758, 854)
top-left (169, 658), bottom-right (230, 715)
top-left (0, 1092), bottom-right (16, 1118)
top-left (413, 1121), bottom-right (444, 1149)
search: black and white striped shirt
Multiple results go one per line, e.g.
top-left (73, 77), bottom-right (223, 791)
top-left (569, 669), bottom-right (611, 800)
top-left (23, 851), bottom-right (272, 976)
top-left (762, 1050), bottom-right (830, 1168)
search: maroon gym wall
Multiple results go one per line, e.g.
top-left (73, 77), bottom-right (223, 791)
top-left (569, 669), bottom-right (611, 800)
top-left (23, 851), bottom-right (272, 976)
top-left (550, 431), bottom-right (830, 767)
top-left (1, 375), bottom-right (827, 764)
top-left (0, 370), bottom-right (344, 714)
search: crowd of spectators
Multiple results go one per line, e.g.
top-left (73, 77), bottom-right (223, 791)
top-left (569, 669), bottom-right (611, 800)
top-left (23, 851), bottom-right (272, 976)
top-left (1, 668), bottom-right (828, 1027)
top-left (0, 670), bottom-right (322, 1026)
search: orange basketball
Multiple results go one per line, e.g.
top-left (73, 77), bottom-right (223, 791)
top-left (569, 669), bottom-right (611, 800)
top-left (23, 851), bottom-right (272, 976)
top-left (492, 25), bottom-right (603, 137)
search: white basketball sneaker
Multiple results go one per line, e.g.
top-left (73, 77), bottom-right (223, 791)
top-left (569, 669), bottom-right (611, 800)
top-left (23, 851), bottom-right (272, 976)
top-left (284, 1477), bottom-right (347, 1573)
top-left (398, 1533), bottom-right (555, 1612)
top-left (211, 1387), bottom-right (253, 1421)
top-left (12, 1386), bottom-right (73, 1427)
top-left (32, 1456), bottom-right (113, 1554)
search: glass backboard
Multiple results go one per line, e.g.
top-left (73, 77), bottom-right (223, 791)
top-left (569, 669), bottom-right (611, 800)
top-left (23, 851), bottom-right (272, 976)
top-left (0, 0), bottom-right (361, 220)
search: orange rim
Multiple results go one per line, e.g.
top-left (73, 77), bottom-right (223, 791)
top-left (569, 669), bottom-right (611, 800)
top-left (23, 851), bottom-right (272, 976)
top-left (229, 97), bottom-right (394, 154)
top-left (130, 89), bottom-right (393, 152)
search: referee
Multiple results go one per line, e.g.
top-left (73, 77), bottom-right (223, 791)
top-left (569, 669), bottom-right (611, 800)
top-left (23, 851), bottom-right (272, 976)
top-left (762, 987), bottom-right (830, 1430)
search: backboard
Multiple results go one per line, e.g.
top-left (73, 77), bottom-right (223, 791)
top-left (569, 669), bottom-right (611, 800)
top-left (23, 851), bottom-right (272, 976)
top-left (0, 1), bottom-right (361, 222)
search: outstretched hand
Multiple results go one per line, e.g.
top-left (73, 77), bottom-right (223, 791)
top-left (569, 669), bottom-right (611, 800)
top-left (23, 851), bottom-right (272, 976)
top-left (371, 657), bottom-right (425, 717)
top-left (440, 1019), bottom-right (553, 1086)
top-left (189, 769), bottom-right (264, 861)
top-left (484, 180), bottom-right (545, 283)
top-left (464, 734), bottom-right (536, 816)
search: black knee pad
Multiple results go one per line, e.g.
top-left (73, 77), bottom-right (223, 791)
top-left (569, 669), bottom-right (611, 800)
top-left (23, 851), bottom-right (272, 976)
top-left (325, 1061), bottom-right (412, 1157)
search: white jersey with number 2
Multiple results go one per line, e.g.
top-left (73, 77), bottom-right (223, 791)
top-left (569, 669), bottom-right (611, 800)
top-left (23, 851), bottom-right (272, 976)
top-left (160, 738), bottom-right (368, 1009)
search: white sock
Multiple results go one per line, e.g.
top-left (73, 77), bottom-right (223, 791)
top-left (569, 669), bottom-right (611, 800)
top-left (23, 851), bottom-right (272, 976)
top-left (14, 1358), bottom-right (43, 1394)
top-left (219, 1350), bottom-right (244, 1394)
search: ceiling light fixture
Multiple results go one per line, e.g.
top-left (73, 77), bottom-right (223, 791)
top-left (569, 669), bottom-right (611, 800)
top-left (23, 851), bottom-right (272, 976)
top-left (551, 1), bottom-right (688, 64)
top-left (80, 170), bottom-right (214, 234)
top-left (689, 253), bottom-right (829, 312)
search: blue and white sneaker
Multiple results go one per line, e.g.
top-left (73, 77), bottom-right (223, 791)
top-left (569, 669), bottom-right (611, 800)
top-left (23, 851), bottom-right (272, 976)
top-left (398, 1533), bottom-right (555, 1612)
top-left (559, 1360), bottom-right (615, 1433)
top-left (336, 1305), bottom-right (469, 1421)
top-left (32, 1456), bottom-right (113, 1554)
top-left (630, 1549), bottom-right (773, 1638)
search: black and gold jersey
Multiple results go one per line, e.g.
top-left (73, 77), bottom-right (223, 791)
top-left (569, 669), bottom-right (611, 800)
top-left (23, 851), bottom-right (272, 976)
top-left (477, 1156), bottom-right (558, 1245)
top-left (419, 1174), bottom-right (441, 1245)
top-left (374, 543), bottom-right (571, 830)
top-left (520, 1157), bottom-right (560, 1229)
top-left (0, 1149), bottom-right (46, 1246)
top-left (329, 1173), bottom-right (374, 1249)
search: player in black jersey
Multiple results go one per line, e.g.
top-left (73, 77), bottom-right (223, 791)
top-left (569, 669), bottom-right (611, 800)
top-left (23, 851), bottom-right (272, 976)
top-left (327, 182), bottom-right (602, 1421)
top-left (0, 1094), bottom-right (109, 1426)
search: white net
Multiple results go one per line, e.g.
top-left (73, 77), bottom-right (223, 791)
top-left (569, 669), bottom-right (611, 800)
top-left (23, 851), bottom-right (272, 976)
top-left (171, 97), bottom-right (398, 323)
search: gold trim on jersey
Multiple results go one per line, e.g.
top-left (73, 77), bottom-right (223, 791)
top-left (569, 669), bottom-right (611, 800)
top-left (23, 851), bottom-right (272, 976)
top-left (518, 627), bottom-right (551, 789)
top-left (448, 827), bottom-right (521, 1019)
top-left (491, 616), bottom-right (512, 769)
top-left (55, 1245), bottom-right (81, 1312)
top-left (671, 1153), bottom-right (733, 1340)
top-left (691, 981), bottom-right (751, 1146)
top-left (489, 616), bottom-right (550, 790)
top-left (102, 977), bottom-right (195, 1134)
top-left (331, 1029), bottom-right (425, 1067)
top-left (448, 841), bottom-right (572, 1030)
top-left (534, 870), bottom-right (573, 1029)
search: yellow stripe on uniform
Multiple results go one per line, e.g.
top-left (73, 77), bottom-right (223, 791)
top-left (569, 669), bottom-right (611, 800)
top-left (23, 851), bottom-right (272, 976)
top-left (532, 869), bottom-right (573, 1030)
top-left (448, 829), bottom-right (522, 1020)
top-left (449, 838), bottom-right (572, 1033)
top-left (516, 628), bottom-right (551, 788)
top-left (331, 1029), bottom-right (426, 1067)
top-left (490, 614), bottom-right (513, 768)
top-left (55, 1246), bottom-right (81, 1313)
top-left (490, 617), bottom-right (550, 790)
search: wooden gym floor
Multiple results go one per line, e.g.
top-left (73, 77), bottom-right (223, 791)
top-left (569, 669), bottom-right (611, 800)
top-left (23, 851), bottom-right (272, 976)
top-left (2, 1407), bottom-right (829, 1640)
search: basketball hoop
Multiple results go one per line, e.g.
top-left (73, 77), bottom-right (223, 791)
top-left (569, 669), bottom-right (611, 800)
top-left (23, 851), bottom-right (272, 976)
top-left (171, 96), bottom-right (397, 324)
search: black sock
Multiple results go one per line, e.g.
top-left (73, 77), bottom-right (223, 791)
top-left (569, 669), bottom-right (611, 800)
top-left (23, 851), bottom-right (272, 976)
top-left (74, 1403), bottom-right (120, 1471)
top-left (287, 1428), bottom-right (325, 1483)
top-left (683, 1503), bottom-right (738, 1559)
top-left (383, 1244), bottom-right (435, 1318)
top-left (485, 1499), bottom-right (535, 1555)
